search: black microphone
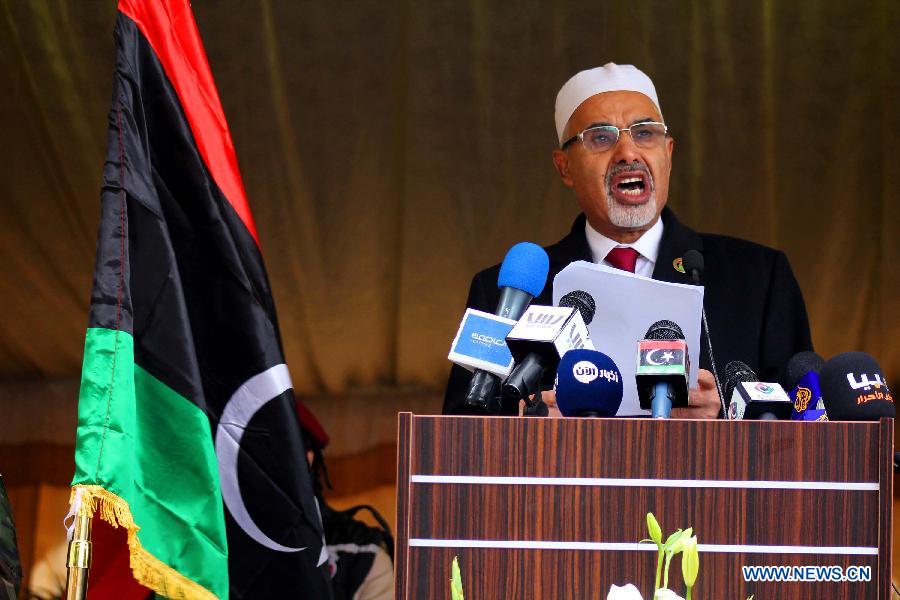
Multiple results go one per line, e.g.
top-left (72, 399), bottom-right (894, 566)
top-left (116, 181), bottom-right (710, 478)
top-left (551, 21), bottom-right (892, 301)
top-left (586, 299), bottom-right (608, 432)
top-left (819, 352), bottom-right (895, 421)
top-left (681, 249), bottom-right (726, 417)
top-left (636, 320), bottom-right (690, 418)
top-left (464, 242), bottom-right (549, 414)
top-left (723, 360), bottom-right (792, 420)
top-left (502, 290), bottom-right (596, 407)
top-left (558, 290), bottom-right (596, 325)
top-left (554, 349), bottom-right (624, 417)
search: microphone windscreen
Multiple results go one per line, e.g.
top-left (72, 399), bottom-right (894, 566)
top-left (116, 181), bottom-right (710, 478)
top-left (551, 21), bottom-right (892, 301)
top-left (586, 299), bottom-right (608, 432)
top-left (682, 250), bottom-right (704, 276)
top-left (497, 242), bottom-right (550, 297)
top-left (554, 349), bottom-right (623, 417)
top-left (785, 351), bottom-right (825, 391)
top-left (558, 290), bottom-right (596, 325)
top-left (723, 360), bottom-right (757, 407)
top-left (819, 352), bottom-right (895, 421)
top-left (643, 319), bottom-right (685, 340)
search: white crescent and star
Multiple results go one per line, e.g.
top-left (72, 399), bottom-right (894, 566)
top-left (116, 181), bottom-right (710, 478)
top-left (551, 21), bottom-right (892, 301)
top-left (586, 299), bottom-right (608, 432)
top-left (214, 363), bottom-right (327, 565)
top-left (645, 349), bottom-right (676, 365)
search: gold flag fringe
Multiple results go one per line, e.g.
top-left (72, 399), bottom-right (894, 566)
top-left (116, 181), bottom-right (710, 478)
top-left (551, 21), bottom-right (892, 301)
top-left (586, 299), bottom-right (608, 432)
top-left (70, 485), bottom-right (219, 600)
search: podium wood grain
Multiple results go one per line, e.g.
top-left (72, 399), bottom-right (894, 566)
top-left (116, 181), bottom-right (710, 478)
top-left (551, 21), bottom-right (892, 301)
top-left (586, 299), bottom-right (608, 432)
top-left (395, 414), bottom-right (892, 599)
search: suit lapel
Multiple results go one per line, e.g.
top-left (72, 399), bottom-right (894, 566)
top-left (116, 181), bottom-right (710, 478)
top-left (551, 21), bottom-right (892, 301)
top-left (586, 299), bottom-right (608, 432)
top-left (546, 213), bottom-right (593, 268)
top-left (536, 213), bottom-right (593, 305)
top-left (652, 207), bottom-right (704, 285)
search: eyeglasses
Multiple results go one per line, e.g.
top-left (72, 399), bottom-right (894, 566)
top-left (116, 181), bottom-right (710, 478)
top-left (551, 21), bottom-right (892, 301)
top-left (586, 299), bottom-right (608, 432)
top-left (560, 121), bottom-right (668, 152)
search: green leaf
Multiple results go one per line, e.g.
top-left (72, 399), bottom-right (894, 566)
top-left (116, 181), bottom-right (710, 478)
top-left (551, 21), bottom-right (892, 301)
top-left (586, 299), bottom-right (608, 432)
top-left (647, 512), bottom-right (663, 545)
top-left (668, 527), bottom-right (693, 556)
top-left (451, 556), bottom-right (465, 600)
top-left (663, 528), bottom-right (683, 551)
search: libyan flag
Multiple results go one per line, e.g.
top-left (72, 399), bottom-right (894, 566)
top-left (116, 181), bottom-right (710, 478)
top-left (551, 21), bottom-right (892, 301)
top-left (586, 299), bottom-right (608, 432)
top-left (70, 1), bottom-right (334, 598)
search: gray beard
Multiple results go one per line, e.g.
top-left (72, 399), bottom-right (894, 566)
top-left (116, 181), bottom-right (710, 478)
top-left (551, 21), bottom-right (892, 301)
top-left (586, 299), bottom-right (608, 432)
top-left (606, 195), bottom-right (658, 228)
top-left (604, 162), bottom-right (658, 229)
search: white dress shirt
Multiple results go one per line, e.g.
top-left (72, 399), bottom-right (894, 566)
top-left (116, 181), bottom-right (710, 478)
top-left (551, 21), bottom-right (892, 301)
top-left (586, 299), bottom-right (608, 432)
top-left (584, 217), bottom-right (665, 278)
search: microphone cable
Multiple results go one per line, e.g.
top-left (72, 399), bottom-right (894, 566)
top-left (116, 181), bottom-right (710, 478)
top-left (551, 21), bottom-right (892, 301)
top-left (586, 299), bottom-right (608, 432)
top-left (682, 250), bottom-right (726, 417)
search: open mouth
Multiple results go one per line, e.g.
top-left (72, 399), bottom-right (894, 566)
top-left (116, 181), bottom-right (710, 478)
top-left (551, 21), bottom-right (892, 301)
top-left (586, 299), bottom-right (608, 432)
top-left (609, 171), bottom-right (651, 204)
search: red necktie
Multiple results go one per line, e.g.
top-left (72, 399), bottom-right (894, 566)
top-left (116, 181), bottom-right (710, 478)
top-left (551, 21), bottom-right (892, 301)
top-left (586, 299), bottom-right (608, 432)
top-left (605, 247), bottom-right (640, 273)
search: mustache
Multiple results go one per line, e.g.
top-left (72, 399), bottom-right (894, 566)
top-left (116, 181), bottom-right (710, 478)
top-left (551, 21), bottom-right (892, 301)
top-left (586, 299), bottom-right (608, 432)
top-left (605, 161), bottom-right (654, 190)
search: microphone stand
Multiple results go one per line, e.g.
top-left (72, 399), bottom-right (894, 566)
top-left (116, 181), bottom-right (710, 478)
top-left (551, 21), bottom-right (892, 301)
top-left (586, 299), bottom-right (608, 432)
top-left (690, 268), bottom-right (727, 418)
top-left (522, 388), bottom-right (548, 416)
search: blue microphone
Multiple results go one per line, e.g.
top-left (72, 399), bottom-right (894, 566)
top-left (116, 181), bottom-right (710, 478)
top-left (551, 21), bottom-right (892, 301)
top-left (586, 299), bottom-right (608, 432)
top-left (785, 351), bottom-right (828, 421)
top-left (495, 242), bottom-right (550, 318)
top-left (464, 242), bottom-right (549, 413)
top-left (554, 349), bottom-right (624, 417)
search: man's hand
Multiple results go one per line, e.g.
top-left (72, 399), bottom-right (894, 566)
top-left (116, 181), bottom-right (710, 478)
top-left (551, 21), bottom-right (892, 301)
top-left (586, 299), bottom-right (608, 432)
top-left (519, 389), bottom-right (563, 417)
top-left (670, 368), bottom-right (721, 419)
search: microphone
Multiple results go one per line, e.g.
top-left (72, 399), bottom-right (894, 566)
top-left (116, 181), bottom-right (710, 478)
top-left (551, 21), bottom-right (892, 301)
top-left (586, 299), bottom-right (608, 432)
top-left (681, 250), bottom-right (726, 417)
top-left (462, 242), bottom-right (549, 414)
top-left (723, 360), bottom-right (792, 420)
top-left (636, 320), bottom-right (690, 418)
top-left (554, 349), bottom-right (623, 417)
top-left (819, 352), bottom-right (895, 421)
top-left (558, 290), bottom-right (596, 325)
top-left (502, 290), bottom-right (596, 407)
top-left (785, 351), bottom-right (828, 421)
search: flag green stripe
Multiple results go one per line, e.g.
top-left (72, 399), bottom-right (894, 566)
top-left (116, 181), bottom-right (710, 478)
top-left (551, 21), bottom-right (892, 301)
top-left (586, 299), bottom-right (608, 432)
top-left (73, 327), bottom-right (228, 598)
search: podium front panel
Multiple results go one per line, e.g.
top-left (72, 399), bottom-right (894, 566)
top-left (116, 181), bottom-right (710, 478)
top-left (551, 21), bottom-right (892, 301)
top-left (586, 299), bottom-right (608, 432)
top-left (395, 414), bottom-right (892, 599)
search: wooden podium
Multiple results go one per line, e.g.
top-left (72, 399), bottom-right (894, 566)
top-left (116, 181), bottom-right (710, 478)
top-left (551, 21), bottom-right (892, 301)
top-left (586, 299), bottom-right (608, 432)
top-left (395, 414), bottom-right (893, 599)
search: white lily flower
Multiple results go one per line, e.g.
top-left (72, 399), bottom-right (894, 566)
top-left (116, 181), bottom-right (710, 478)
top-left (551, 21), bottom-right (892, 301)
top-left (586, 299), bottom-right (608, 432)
top-left (607, 583), bottom-right (645, 599)
top-left (654, 589), bottom-right (685, 600)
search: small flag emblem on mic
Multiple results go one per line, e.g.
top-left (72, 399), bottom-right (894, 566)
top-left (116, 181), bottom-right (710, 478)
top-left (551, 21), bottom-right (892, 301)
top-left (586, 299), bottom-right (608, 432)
top-left (640, 348), bottom-right (684, 366)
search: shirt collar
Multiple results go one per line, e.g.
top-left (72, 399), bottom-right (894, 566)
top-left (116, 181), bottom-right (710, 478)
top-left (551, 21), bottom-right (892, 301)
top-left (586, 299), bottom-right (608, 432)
top-left (584, 216), bottom-right (665, 264)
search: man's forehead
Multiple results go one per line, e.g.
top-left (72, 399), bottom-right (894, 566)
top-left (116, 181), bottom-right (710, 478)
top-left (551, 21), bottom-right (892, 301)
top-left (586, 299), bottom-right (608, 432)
top-left (567, 91), bottom-right (662, 133)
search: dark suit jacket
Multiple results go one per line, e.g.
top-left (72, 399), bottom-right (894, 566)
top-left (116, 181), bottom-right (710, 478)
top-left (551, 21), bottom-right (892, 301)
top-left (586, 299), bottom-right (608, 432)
top-left (443, 207), bottom-right (813, 415)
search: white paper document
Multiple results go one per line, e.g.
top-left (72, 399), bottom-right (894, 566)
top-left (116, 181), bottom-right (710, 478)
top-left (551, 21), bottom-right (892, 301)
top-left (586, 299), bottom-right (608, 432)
top-left (553, 261), bottom-right (704, 416)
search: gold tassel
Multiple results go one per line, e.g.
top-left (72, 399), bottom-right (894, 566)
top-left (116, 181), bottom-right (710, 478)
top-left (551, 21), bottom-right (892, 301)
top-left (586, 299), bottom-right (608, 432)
top-left (70, 485), bottom-right (219, 600)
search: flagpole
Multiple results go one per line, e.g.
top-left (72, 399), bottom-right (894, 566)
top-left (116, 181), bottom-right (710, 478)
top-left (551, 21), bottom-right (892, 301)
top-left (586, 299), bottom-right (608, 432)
top-left (66, 512), bottom-right (92, 599)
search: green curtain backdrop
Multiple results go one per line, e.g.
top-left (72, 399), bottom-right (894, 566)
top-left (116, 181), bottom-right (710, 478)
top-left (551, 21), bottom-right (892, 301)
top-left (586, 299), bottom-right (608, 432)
top-left (0, 0), bottom-right (897, 394)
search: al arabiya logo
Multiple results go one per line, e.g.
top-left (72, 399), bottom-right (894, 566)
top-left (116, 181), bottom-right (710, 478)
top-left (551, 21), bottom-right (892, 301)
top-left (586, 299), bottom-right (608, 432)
top-left (573, 360), bottom-right (598, 384)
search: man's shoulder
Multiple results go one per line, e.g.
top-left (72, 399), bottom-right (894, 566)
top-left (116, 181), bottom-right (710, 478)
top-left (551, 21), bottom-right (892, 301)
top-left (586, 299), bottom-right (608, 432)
top-left (470, 262), bottom-right (502, 290)
top-left (697, 231), bottom-right (787, 267)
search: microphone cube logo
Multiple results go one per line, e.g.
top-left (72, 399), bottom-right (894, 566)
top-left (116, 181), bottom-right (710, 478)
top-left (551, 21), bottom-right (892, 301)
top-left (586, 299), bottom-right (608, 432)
top-left (755, 382), bottom-right (775, 395)
top-left (573, 361), bottom-right (598, 384)
top-left (448, 309), bottom-right (516, 376)
top-left (567, 322), bottom-right (586, 350)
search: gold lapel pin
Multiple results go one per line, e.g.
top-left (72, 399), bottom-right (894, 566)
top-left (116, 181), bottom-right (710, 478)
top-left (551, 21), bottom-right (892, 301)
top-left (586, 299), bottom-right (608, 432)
top-left (673, 257), bottom-right (685, 274)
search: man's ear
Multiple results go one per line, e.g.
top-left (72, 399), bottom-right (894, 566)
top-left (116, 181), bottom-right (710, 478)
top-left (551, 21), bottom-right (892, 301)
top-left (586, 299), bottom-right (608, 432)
top-left (552, 149), bottom-right (574, 187)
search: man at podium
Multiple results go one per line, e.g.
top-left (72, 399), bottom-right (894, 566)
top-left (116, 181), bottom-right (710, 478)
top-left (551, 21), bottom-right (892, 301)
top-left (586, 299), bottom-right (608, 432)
top-left (443, 63), bottom-right (813, 417)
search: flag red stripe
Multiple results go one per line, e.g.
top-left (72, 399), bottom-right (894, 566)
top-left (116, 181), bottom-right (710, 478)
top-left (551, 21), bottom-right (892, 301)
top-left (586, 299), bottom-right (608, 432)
top-left (117, 0), bottom-right (260, 246)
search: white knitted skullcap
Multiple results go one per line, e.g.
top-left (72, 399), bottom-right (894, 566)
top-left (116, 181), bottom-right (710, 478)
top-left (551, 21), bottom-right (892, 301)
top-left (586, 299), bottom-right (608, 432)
top-left (554, 63), bottom-right (662, 144)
